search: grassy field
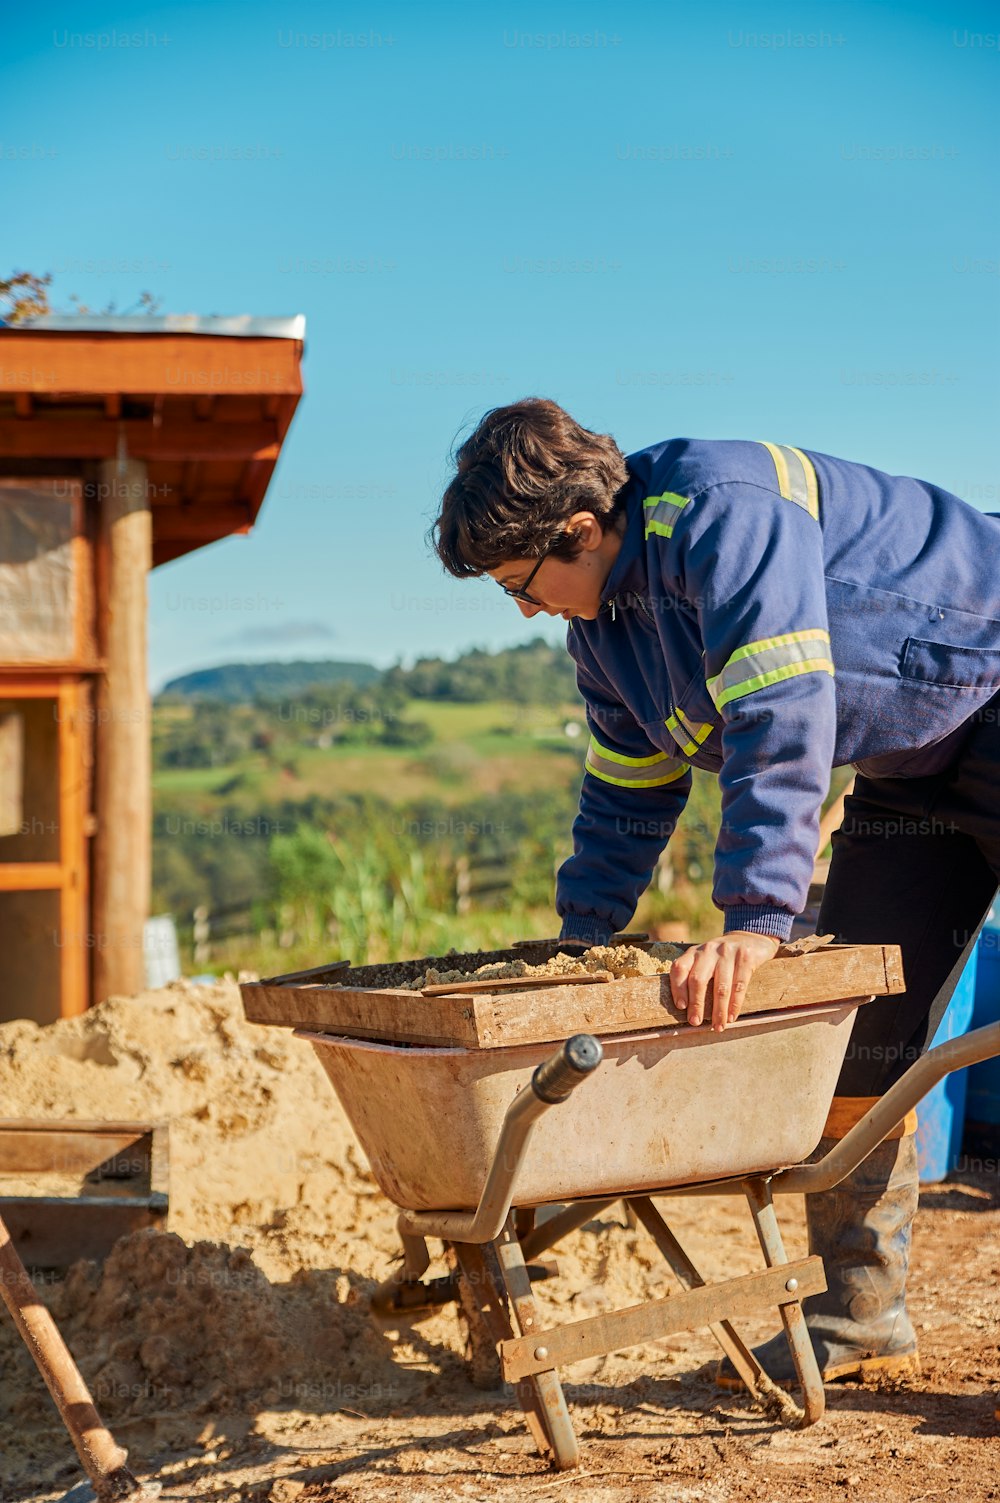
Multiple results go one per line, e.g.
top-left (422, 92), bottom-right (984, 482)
top-left (152, 698), bottom-right (588, 803)
top-left (152, 694), bottom-right (850, 971)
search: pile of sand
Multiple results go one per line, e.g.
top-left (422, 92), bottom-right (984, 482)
top-left (0, 979), bottom-right (421, 1482)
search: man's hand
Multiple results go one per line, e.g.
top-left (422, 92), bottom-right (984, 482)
top-left (669, 931), bottom-right (782, 1032)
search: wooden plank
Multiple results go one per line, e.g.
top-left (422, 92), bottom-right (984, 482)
top-left (0, 1120), bottom-right (168, 1267)
top-left (0, 1123), bottom-right (152, 1176)
top-left (0, 862), bottom-right (63, 891)
top-left (422, 971), bottom-right (612, 997)
top-left (0, 1197), bottom-right (167, 1270)
top-left (150, 502), bottom-right (255, 540)
top-left (241, 944), bottom-right (902, 1051)
top-left (884, 945), bottom-right (905, 994)
top-left (244, 982), bottom-right (480, 1048)
top-left (0, 332), bottom-right (303, 397)
top-left (0, 418), bottom-right (281, 461)
top-left (263, 959), bottom-right (350, 986)
top-left (470, 948), bottom-right (899, 1050)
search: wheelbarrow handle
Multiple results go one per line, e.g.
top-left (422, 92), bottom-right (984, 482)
top-left (532, 1034), bottom-right (603, 1104)
top-left (397, 1034), bottom-right (604, 1245)
top-left (775, 1018), bottom-right (1000, 1195)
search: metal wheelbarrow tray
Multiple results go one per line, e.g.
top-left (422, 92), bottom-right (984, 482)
top-left (298, 1005), bottom-right (862, 1210)
top-left (239, 940), bottom-right (1000, 1470)
top-left (241, 939), bottom-right (900, 1209)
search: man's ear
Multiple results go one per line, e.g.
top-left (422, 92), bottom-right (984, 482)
top-left (565, 511), bottom-right (604, 551)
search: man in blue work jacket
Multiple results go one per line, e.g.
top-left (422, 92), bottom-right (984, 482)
top-left (433, 396), bottom-right (1000, 1390)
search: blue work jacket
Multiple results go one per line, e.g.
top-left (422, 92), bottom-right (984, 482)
top-left (556, 437), bottom-right (1000, 945)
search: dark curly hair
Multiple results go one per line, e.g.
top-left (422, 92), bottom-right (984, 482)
top-left (432, 398), bottom-right (630, 577)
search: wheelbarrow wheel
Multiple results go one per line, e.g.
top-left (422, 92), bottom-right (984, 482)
top-left (444, 1242), bottom-right (503, 1390)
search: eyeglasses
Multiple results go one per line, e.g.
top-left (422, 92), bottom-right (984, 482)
top-left (498, 533), bottom-right (563, 606)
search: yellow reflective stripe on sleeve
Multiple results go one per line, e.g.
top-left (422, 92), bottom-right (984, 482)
top-left (643, 491), bottom-right (690, 539)
top-left (706, 628), bottom-right (835, 711)
top-left (585, 736), bottom-right (689, 789)
top-left (757, 441), bottom-right (821, 521)
top-left (665, 708), bottom-right (714, 757)
top-left (785, 445), bottom-right (820, 520)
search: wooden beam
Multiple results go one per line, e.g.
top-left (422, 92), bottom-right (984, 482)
top-left (235, 456), bottom-right (273, 512)
top-left (0, 419), bottom-right (280, 462)
top-left (180, 459), bottom-right (201, 504)
top-left (0, 333), bottom-right (303, 397)
top-left (57, 680), bottom-right (88, 1018)
top-left (92, 459), bottom-right (150, 1005)
top-left (151, 503), bottom-right (254, 540)
top-left (0, 863), bottom-right (63, 891)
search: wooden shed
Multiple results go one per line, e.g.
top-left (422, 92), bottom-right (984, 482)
top-left (0, 313), bottom-right (305, 1023)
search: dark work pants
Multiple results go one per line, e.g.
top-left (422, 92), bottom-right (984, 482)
top-left (819, 693), bottom-right (1000, 1097)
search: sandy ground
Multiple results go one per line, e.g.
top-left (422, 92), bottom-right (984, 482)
top-left (1, 978), bottom-right (999, 1503)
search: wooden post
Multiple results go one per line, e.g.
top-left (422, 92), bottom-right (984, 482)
top-left (193, 904), bottom-right (211, 967)
top-left (57, 679), bottom-right (89, 1017)
top-left (455, 856), bottom-right (471, 915)
top-left (92, 457), bottom-right (151, 1004)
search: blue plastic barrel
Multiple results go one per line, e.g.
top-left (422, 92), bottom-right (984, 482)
top-left (965, 904), bottom-right (1000, 1135)
top-left (916, 945), bottom-right (979, 1184)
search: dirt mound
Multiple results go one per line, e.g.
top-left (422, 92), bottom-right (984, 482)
top-left (0, 979), bottom-right (420, 1487)
top-left (40, 1230), bottom-right (397, 1417)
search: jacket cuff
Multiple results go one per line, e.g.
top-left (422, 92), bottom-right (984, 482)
top-left (559, 913), bottom-right (616, 946)
top-left (722, 905), bottom-right (795, 942)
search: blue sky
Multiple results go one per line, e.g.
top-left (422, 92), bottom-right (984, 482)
top-left (4, 0), bottom-right (998, 691)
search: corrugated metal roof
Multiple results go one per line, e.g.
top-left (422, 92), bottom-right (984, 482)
top-left (5, 313), bottom-right (306, 339)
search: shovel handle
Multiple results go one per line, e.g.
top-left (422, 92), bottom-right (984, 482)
top-left (0, 1214), bottom-right (155, 1498)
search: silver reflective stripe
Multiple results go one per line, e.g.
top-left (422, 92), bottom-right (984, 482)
top-left (707, 629), bottom-right (834, 710)
top-left (758, 442), bottom-right (820, 521)
top-left (585, 736), bottom-right (689, 789)
top-left (643, 491), bottom-right (690, 539)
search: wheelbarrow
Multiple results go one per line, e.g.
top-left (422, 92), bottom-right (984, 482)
top-left (240, 941), bottom-right (1000, 1470)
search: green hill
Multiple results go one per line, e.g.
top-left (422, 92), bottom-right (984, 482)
top-left (157, 638), bottom-right (578, 706)
top-left (158, 659), bottom-right (380, 702)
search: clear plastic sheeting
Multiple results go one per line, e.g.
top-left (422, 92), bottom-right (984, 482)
top-left (0, 711), bottom-right (23, 837)
top-left (11, 312), bottom-right (306, 340)
top-left (0, 486), bottom-right (76, 662)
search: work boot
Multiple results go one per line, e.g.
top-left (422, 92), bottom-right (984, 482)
top-left (717, 1133), bottom-right (921, 1389)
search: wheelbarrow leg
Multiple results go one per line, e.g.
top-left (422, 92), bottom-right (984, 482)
top-left (745, 1177), bottom-right (826, 1427)
top-left (625, 1196), bottom-right (807, 1425)
top-left (494, 1215), bottom-right (579, 1469)
top-left (449, 1237), bottom-right (576, 1467)
top-left (443, 1240), bottom-right (503, 1390)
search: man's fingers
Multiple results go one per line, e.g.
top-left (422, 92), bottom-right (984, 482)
top-left (712, 952), bottom-right (735, 1032)
top-left (685, 957), bottom-right (715, 1027)
top-left (729, 951), bottom-right (754, 1023)
top-left (669, 957), bottom-right (691, 1011)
